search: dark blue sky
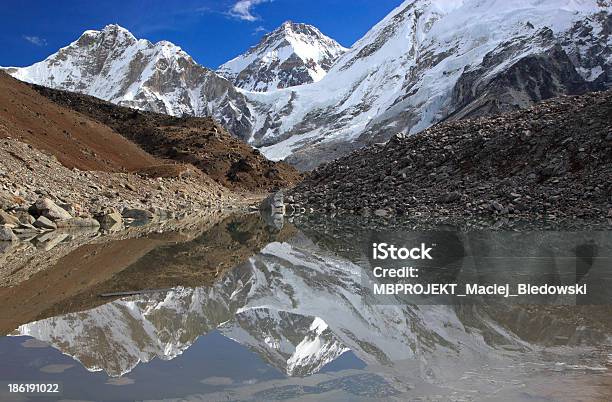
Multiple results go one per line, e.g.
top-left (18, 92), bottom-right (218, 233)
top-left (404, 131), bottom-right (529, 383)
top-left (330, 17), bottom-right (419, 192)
top-left (0, 0), bottom-right (402, 69)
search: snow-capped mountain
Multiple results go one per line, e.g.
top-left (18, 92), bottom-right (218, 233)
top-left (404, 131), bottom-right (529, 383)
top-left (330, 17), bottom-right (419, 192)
top-left (217, 21), bottom-right (347, 92)
top-left (251, 0), bottom-right (612, 169)
top-left (3, 24), bottom-right (254, 140)
top-left (4, 1), bottom-right (611, 169)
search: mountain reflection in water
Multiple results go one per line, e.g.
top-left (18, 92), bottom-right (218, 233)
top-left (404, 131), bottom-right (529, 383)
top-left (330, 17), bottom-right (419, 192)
top-left (1, 213), bottom-right (611, 401)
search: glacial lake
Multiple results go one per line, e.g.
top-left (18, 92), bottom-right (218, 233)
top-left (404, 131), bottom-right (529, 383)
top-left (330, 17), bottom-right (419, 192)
top-left (0, 213), bottom-right (611, 401)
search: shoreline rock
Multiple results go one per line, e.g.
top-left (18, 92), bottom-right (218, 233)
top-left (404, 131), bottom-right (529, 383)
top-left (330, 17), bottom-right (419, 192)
top-left (260, 191), bottom-right (285, 214)
top-left (56, 218), bottom-right (100, 229)
top-left (0, 138), bottom-right (263, 244)
top-left (33, 216), bottom-right (57, 230)
top-left (29, 198), bottom-right (73, 221)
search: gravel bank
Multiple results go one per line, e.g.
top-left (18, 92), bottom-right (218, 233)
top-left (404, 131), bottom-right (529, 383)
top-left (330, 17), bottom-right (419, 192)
top-left (290, 90), bottom-right (612, 223)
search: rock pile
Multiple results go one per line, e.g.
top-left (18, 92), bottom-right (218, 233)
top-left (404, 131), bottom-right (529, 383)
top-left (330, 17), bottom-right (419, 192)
top-left (0, 137), bottom-right (243, 242)
top-left (290, 90), bottom-right (612, 222)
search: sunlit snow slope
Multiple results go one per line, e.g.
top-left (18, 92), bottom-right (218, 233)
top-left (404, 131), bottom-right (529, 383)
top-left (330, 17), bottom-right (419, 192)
top-left (218, 21), bottom-right (347, 92)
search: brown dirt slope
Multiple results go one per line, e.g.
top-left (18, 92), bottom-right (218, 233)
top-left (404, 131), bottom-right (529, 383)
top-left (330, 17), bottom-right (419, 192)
top-left (0, 72), bottom-right (161, 172)
top-left (291, 90), bottom-right (612, 221)
top-left (31, 84), bottom-right (302, 192)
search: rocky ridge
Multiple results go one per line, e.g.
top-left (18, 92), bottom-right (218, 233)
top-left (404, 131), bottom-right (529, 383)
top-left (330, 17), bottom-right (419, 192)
top-left (30, 83), bottom-right (301, 192)
top-left (289, 90), bottom-right (612, 222)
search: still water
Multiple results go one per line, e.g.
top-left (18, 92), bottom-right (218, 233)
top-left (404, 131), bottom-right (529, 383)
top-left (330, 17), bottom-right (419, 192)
top-left (0, 213), bottom-right (611, 401)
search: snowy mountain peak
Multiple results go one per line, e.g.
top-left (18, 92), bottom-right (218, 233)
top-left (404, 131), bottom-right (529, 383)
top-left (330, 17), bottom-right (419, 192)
top-left (217, 21), bottom-right (347, 91)
top-left (254, 0), bottom-right (611, 168)
top-left (75, 24), bottom-right (138, 47)
top-left (280, 20), bottom-right (296, 29)
top-left (3, 1), bottom-right (611, 168)
top-left (277, 20), bottom-right (324, 36)
top-left (3, 25), bottom-right (255, 140)
top-left (100, 23), bottom-right (135, 37)
top-left (73, 24), bottom-right (188, 59)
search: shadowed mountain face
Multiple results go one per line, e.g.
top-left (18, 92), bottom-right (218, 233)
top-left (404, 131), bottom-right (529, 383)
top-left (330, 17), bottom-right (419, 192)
top-left (29, 83), bottom-right (301, 192)
top-left (8, 217), bottom-right (612, 389)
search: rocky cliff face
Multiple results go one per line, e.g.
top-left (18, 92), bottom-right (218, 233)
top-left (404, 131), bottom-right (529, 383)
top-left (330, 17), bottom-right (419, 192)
top-left (218, 21), bottom-right (346, 92)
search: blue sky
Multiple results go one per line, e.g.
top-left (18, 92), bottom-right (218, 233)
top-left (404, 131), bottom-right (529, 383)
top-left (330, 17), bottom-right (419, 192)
top-left (0, 0), bottom-right (403, 69)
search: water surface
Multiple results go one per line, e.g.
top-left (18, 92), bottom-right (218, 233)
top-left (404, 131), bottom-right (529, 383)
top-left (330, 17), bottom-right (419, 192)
top-left (0, 213), bottom-right (611, 401)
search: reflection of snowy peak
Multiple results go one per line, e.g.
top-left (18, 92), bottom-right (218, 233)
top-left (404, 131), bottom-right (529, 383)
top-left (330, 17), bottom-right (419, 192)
top-left (218, 21), bottom-right (347, 92)
top-left (220, 310), bottom-right (349, 376)
top-left (15, 236), bottom-right (522, 378)
top-left (18, 287), bottom-right (224, 377)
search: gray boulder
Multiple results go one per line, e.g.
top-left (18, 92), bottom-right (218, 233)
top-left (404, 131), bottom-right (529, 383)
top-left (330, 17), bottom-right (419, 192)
top-left (260, 191), bottom-right (285, 214)
top-left (149, 207), bottom-right (174, 220)
top-left (96, 211), bottom-right (123, 226)
top-left (12, 223), bottom-right (40, 235)
top-left (36, 232), bottom-right (69, 251)
top-left (0, 210), bottom-right (19, 226)
top-left (122, 208), bottom-right (154, 221)
top-left (30, 198), bottom-right (73, 221)
top-left (0, 226), bottom-right (18, 242)
top-left (374, 209), bottom-right (389, 217)
top-left (96, 210), bottom-right (124, 232)
top-left (33, 216), bottom-right (57, 230)
top-left (0, 192), bottom-right (15, 210)
top-left (440, 191), bottom-right (462, 204)
top-left (55, 218), bottom-right (100, 228)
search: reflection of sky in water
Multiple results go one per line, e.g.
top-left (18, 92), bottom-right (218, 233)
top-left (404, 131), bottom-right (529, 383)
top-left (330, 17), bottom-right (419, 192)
top-left (0, 332), bottom-right (376, 401)
top-left (0, 215), bottom-right (611, 401)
